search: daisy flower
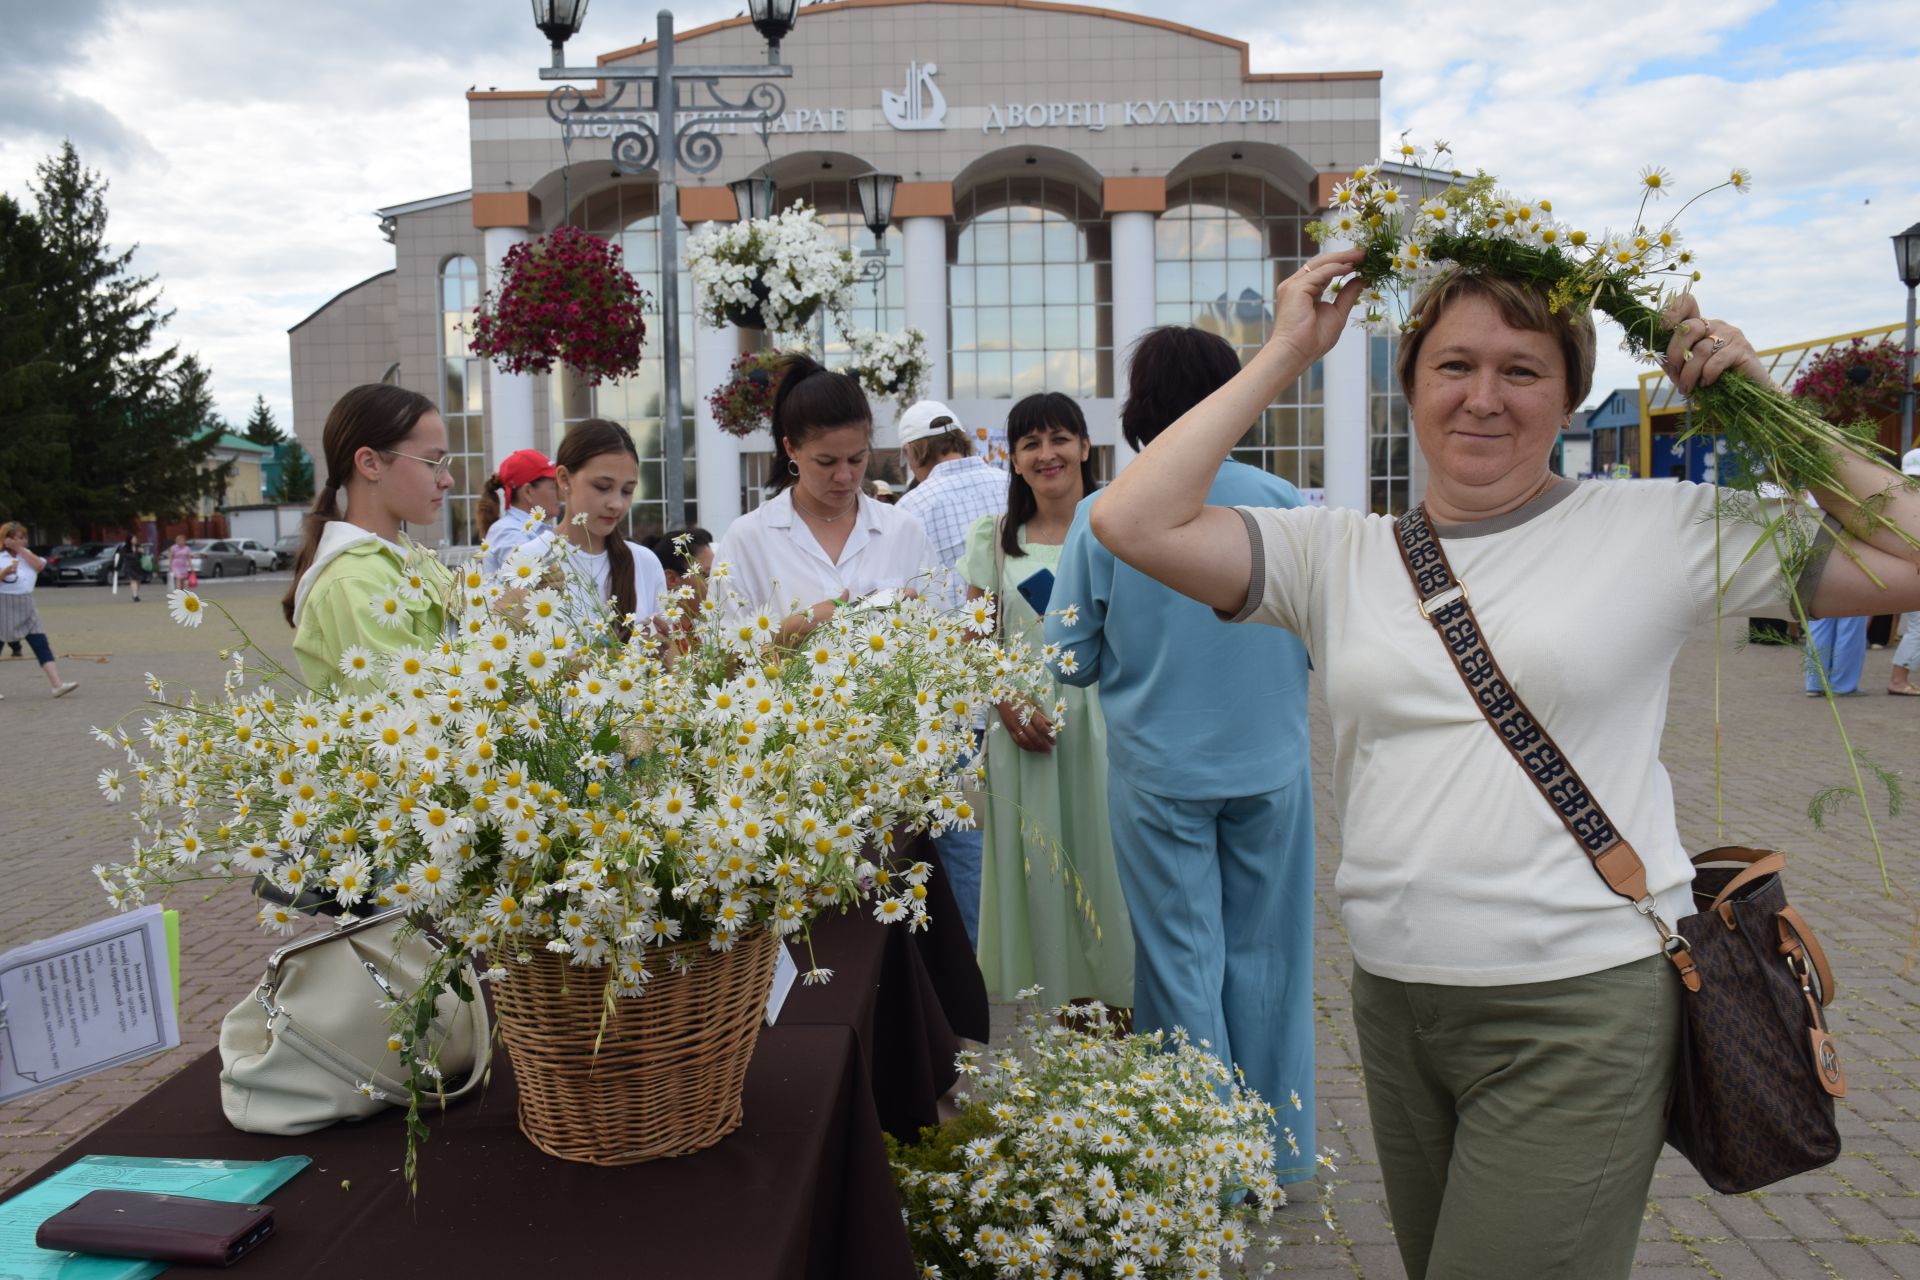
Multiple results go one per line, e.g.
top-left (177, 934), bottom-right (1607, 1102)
top-left (166, 590), bottom-right (205, 628)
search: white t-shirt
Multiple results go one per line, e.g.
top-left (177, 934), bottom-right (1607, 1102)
top-left (1231, 479), bottom-right (1827, 987)
top-left (520, 531), bottom-right (667, 627)
top-left (712, 489), bottom-right (937, 616)
top-left (0, 551), bottom-right (36, 594)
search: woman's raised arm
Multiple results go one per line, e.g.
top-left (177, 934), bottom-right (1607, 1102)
top-left (1089, 248), bottom-right (1364, 614)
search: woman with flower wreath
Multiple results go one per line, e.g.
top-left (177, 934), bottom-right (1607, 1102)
top-left (1084, 247), bottom-right (1920, 1278)
top-left (285, 383), bottom-right (456, 691)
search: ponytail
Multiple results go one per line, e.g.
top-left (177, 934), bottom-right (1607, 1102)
top-left (767, 354), bottom-right (870, 493)
top-left (282, 383), bottom-right (437, 626)
top-left (477, 474), bottom-right (506, 530)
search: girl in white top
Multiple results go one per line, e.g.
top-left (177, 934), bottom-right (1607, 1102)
top-left (713, 355), bottom-right (935, 642)
top-left (519, 418), bottom-right (666, 637)
top-left (0, 521), bottom-right (78, 697)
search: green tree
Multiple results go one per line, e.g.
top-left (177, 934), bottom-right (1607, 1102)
top-left (30, 140), bottom-right (226, 530)
top-left (242, 394), bottom-right (286, 445)
top-left (0, 194), bottom-right (73, 532)
top-left (270, 442), bottom-right (315, 504)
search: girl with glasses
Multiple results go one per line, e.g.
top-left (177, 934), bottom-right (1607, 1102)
top-left (283, 383), bottom-right (456, 690)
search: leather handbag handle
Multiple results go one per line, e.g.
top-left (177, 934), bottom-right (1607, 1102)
top-left (1393, 505), bottom-right (1701, 990)
top-left (1776, 903), bottom-right (1838, 1007)
top-left (1692, 848), bottom-right (1789, 915)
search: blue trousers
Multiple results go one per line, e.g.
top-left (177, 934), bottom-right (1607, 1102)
top-left (934, 825), bottom-right (984, 950)
top-left (1805, 615), bottom-right (1868, 694)
top-left (1107, 768), bottom-right (1317, 1180)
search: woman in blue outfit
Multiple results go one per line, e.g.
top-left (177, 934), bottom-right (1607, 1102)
top-left (1045, 326), bottom-right (1317, 1180)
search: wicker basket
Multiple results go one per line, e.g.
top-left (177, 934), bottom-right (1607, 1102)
top-left (493, 927), bottom-right (781, 1165)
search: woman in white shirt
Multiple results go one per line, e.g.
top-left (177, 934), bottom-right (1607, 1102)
top-left (713, 355), bottom-right (935, 641)
top-left (515, 419), bottom-right (666, 639)
top-left (0, 522), bottom-right (78, 697)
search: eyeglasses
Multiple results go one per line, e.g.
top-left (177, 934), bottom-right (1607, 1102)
top-left (384, 449), bottom-right (454, 481)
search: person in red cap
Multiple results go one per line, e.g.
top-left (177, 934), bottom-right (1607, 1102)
top-left (478, 448), bottom-right (560, 575)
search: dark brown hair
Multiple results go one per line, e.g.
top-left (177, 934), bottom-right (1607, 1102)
top-left (283, 383), bottom-right (437, 625)
top-left (476, 475), bottom-right (506, 530)
top-left (649, 526), bottom-right (713, 577)
top-left (767, 354), bottom-right (871, 492)
top-left (1395, 270), bottom-right (1596, 413)
top-left (1120, 326), bottom-right (1243, 451)
top-left (556, 418), bottom-right (641, 636)
top-left (1002, 393), bottom-right (1094, 558)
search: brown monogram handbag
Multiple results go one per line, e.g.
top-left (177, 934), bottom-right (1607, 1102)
top-left (1393, 505), bottom-right (1845, 1193)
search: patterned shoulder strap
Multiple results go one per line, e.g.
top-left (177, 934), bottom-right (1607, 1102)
top-left (1392, 505), bottom-right (1699, 990)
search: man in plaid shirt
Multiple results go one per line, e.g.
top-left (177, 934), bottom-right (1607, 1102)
top-left (894, 400), bottom-right (1007, 947)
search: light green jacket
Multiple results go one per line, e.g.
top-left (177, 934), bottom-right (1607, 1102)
top-left (290, 524), bottom-right (453, 691)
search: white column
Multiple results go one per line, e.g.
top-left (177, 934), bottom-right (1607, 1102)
top-left (1108, 209), bottom-right (1158, 471)
top-left (902, 216), bottom-right (948, 400)
top-left (692, 231), bottom-right (743, 533)
top-left (1321, 322), bottom-right (1369, 509)
top-left (482, 225), bottom-right (537, 466)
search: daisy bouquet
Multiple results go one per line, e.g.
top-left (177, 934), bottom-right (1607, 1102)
top-left (1308, 143), bottom-right (1917, 555)
top-left (95, 535), bottom-right (1054, 1176)
top-left (888, 997), bottom-right (1333, 1280)
top-left (687, 202), bottom-right (858, 345)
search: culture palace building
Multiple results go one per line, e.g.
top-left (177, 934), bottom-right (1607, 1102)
top-left (290, 0), bottom-right (1420, 545)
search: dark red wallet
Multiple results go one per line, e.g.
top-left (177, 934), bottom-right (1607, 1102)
top-left (35, 1189), bottom-right (276, 1267)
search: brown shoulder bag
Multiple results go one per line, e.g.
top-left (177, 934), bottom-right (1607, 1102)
top-left (1393, 504), bottom-right (1844, 1194)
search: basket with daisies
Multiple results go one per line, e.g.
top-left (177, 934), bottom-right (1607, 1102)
top-left (888, 995), bottom-right (1335, 1279)
top-left (95, 534), bottom-right (1055, 1177)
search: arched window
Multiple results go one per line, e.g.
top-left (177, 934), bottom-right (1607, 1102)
top-left (949, 176), bottom-right (1111, 400)
top-left (776, 178), bottom-right (905, 367)
top-left (549, 183), bottom-right (695, 536)
top-left (1157, 175), bottom-right (1322, 491)
top-left (437, 255), bottom-right (484, 545)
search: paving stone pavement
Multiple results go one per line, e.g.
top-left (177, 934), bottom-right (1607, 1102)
top-left (4, 582), bottom-right (1920, 1278)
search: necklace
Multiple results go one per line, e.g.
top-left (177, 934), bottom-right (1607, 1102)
top-left (793, 491), bottom-right (858, 525)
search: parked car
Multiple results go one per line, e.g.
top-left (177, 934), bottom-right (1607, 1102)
top-left (233, 539), bottom-right (277, 572)
top-left (272, 534), bottom-right (301, 571)
top-left (49, 542), bottom-right (115, 586)
top-left (40, 543), bottom-right (87, 586)
top-left (187, 539), bottom-right (257, 578)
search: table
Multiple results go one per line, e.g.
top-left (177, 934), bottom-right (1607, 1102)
top-left (4, 905), bottom-right (985, 1278)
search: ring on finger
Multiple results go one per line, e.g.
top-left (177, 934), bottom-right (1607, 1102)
top-left (1710, 336), bottom-right (1727, 353)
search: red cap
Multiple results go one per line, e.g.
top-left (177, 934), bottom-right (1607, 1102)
top-left (497, 449), bottom-right (556, 499)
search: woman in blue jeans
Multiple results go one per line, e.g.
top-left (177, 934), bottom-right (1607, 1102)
top-left (1046, 327), bottom-right (1318, 1182)
top-left (0, 522), bottom-right (79, 698)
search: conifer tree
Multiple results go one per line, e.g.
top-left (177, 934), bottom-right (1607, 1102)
top-left (0, 194), bottom-right (72, 530)
top-left (242, 394), bottom-right (286, 445)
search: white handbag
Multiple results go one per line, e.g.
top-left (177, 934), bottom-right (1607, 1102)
top-left (218, 910), bottom-right (489, 1135)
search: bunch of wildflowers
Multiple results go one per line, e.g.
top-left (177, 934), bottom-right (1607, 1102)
top-left (686, 202), bottom-right (858, 345)
top-left (469, 225), bottom-right (648, 385)
top-left (890, 996), bottom-right (1334, 1279)
top-left (846, 326), bottom-right (931, 412)
top-left (95, 534), bottom-right (1054, 1181)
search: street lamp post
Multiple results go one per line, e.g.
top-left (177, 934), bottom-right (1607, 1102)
top-left (1894, 221), bottom-right (1920, 459)
top-left (531, 0), bottom-right (800, 530)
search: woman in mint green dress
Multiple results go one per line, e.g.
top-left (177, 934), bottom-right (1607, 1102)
top-left (959, 393), bottom-right (1132, 1009)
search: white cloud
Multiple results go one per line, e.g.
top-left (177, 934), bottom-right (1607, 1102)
top-left (0, 0), bottom-right (1914, 428)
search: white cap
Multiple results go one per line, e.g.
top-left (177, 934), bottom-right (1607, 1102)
top-left (895, 400), bottom-right (964, 448)
top-left (1903, 447), bottom-right (1920, 477)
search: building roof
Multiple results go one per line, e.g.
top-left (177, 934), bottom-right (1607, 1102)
top-left (288, 269), bottom-right (397, 334)
top-left (1586, 388), bottom-right (1641, 431)
top-left (373, 190), bottom-right (474, 219)
top-left (211, 432), bottom-right (275, 455)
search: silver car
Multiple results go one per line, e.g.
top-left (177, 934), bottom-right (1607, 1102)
top-left (187, 539), bottom-right (257, 578)
top-left (232, 539), bottom-right (278, 571)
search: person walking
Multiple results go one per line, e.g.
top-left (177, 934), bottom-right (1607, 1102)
top-left (1804, 613), bottom-right (1869, 695)
top-left (960, 393), bottom-right (1131, 1010)
top-left (478, 448), bottom-right (561, 576)
top-left (893, 400), bottom-right (1007, 948)
top-left (284, 383), bottom-right (455, 690)
top-left (1084, 248), bottom-right (1920, 1277)
top-left (166, 534), bottom-right (193, 592)
top-left (0, 522), bottom-right (79, 697)
top-left (110, 534), bottom-right (143, 602)
top-left (1046, 326), bottom-right (1317, 1183)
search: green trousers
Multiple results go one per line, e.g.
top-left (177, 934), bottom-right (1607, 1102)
top-left (1351, 954), bottom-right (1679, 1280)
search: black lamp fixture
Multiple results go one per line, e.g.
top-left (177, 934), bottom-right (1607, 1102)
top-left (748, 0), bottom-right (800, 60)
top-left (531, 0), bottom-right (589, 60)
top-left (852, 172), bottom-right (899, 239)
top-left (729, 175), bottom-right (779, 222)
top-left (1895, 221), bottom-right (1920, 291)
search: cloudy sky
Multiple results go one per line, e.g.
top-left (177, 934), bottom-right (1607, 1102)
top-left (2, 0), bottom-right (1916, 429)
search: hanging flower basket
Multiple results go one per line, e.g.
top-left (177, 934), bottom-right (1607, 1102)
top-left (470, 224), bottom-right (650, 386)
top-left (687, 203), bottom-right (856, 343)
top-left (846, 327), bottom-right (931, 410)
top-left (1789, 337), bottom-right (1916, 428)
top-left (709, 348), bottom-right (793, 437)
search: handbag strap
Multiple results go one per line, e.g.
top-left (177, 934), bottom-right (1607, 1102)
top-left (280, 986), bottom-right (490, 1103)
top-left (1392, 505), bottom-right (1701, 992)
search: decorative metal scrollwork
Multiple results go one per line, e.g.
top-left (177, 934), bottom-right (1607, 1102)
top-left (675, 127), bottom-right (722, 175)
top-left (612, 127), bottom-right (660, 175)
top-left (545, 71), bottom-right (784, 177)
